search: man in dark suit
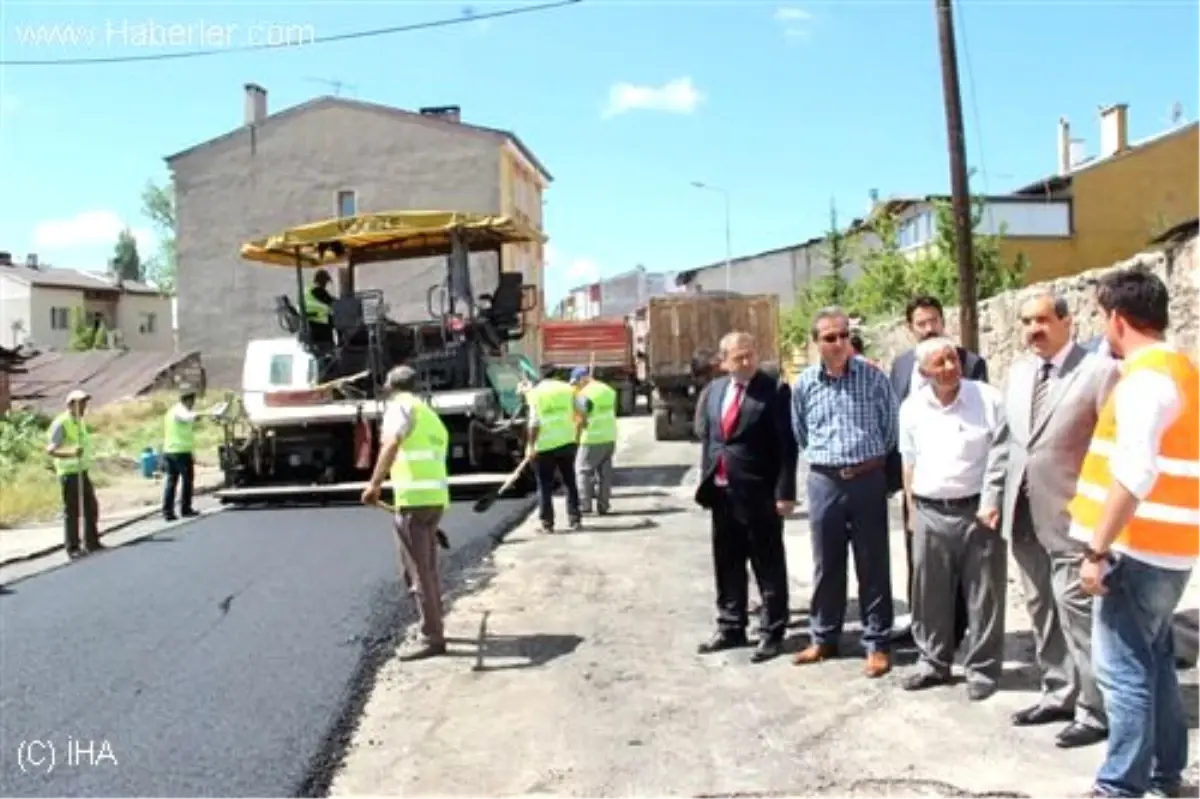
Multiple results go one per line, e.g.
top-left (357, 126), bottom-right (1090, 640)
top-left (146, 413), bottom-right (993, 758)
top-left (695, 331), bottom-right (799, 663)
top-left (888, 295), bottom-right (988, 647)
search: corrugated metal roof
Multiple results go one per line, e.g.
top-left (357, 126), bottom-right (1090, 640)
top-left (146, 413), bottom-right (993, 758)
top-left (11, 349), bottom-right (201, 413)
top-left (0, 263), bottom-right (162, 295)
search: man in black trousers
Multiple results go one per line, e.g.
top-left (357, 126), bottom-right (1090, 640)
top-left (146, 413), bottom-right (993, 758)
top-left (695, 331), bottom-right (799, 663)
top-left (888, 295), bottom-right (988, 647)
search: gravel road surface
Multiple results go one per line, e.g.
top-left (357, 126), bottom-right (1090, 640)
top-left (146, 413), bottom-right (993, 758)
top-left (0, 497), bottom-right (532, 798)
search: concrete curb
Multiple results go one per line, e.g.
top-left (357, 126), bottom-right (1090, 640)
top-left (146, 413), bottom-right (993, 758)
top-left (0, 482), bottom-right (224, 568)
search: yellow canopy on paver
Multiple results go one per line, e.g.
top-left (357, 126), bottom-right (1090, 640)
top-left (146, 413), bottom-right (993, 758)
top-left (240, 210), bottom-right (547, 268)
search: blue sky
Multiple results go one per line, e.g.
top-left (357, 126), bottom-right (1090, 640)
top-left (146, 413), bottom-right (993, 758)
top-left (0, 0), bottom-right (1196, 306)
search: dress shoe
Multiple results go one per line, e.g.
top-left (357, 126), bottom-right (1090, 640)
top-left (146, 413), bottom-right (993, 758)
top-left (84, 542), bottom-right (106, 554)
top-left (66, 548), bottom-right (84, 560)
top-left (902, 670), bottom-right (951, 691)
top-left (864, 651), bottom-right (891, 678)
top-left (181, 509), bottom-right (200, 518)
top-left (164, 513), bottom-right (178, 522)
top-left (966, 681), bottom-right (996, 702)
top-left (1011, 704), bottom-right (1073, 727)
top-left (750, 638), bottom-right (782, 663)
top-left (1056, 722), bottom-right (1107, 749)
top-left (568, 519), bottom-right (583, 531)
top-left (890, 626), bottom-right (915, 646)
top-left (697, 631), bottom-right (748, 654)
top-left (792, 643), bottom-right (837, 665)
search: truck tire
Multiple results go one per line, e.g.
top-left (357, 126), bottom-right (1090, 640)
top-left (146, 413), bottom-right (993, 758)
top-left (654, 407), bottom-right (691, 441)
top-left (617, 384), bottom-right (637, 417)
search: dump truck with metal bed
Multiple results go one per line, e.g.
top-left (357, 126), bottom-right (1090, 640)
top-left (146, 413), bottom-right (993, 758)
top-left (644, 292), bottom-right (780, 441)
top-left (214, 210), bottom-right (543, 505)
top-left (540, 317), bottom-right (639, 416)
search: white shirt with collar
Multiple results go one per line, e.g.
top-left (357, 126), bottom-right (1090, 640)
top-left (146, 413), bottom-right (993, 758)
top-left (719, 375), bottom-right (748, 420)
top-left (899, 378), bottom-right (1004, 500)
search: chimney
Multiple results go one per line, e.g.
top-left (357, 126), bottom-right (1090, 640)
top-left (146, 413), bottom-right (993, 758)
top-left (244, 83), bottom-right (267, 125)
top-left (25, 253), bottom-right (37, 269)
top-left (0, 251), bottom-right (11, 266)
top-left (1099, 103), bottom-right (1129, 157)
top-left (1058, 117), bottom-right (1071, 175)
top-left (419, 105), bottom-right (461, 123)
top-left (1069, 139), bottom-right (1087, 168)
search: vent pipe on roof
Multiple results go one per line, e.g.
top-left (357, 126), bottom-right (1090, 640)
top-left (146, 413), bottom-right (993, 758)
top-left (1057, 117), bottom-right (1071, 176)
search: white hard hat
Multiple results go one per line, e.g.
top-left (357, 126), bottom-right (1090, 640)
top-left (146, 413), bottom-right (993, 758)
top-left (65, 389), bottom-right (91, 404)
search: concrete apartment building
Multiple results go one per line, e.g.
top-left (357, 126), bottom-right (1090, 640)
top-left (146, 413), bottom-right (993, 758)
top-left (673, 225), bottom-right (880, 307)
top-left (553, 265), bottom-right (672, 320)
top-left (875, 104), bottom-right (1199, 282)
top-left (0, 252), bottom-right (173, 351)
top-left (167, 84), bottom-right (551, 386)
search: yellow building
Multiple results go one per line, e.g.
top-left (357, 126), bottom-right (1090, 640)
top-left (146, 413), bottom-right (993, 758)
top-left (878, 104), bottom-right (1198, 283)
top-left (499, 143), bottom-right (550, 364)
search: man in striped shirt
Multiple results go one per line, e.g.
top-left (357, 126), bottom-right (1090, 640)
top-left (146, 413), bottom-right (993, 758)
top-left (791, 307), bottom-right (900, 678)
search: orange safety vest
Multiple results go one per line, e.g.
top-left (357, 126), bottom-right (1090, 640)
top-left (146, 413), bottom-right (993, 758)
top-left (1068, 345), bottom-right (1200, 569)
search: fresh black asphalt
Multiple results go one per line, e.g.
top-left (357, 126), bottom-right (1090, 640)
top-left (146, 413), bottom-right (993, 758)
top-left (0, 498), bottom-right (532, 797)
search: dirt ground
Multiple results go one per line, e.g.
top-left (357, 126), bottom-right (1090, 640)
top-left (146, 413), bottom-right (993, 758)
top-left (330, 416), bottom-right (1199, 798)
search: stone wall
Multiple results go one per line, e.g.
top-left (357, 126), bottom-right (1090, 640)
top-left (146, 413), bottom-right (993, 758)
top-left (864, 233), bottom-right (1199, 385)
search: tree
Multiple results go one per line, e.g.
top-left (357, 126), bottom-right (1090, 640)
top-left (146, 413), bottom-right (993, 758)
top-left (847, 211), bottom-right (910, 320)
top-left (68, 308), bottom-right (95, 351)
top-left (140, 180), bottom-right (177, 293)
top-left (907, 199), bottom-right (1027, 305)
top-left (111, 227), bottom-right (142, 282)
top-left (781, 200), bottom-right (854, 354)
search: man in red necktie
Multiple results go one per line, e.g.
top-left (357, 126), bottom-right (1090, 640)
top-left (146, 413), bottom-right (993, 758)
top-left (694, 331), bottom-right (799, 663)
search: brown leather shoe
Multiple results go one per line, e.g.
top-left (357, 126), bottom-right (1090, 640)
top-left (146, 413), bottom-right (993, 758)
top-left (792, 643), bottom-right (837, 665)
top-left (864, 651), bottom-right (891, 678)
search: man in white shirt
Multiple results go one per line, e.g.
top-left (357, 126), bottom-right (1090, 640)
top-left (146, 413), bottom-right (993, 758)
top-left (1071, 270), bottom-right (1199, 798)
top-left (898, 336), bottom-right (1007, 701)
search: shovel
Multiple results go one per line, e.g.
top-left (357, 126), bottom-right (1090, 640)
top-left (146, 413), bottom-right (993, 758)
top-left (472, 455), bottom-right (532, 514)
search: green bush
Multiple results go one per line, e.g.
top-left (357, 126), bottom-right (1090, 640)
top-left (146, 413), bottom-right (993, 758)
top-left (0, 410), bottom-right (50, 478)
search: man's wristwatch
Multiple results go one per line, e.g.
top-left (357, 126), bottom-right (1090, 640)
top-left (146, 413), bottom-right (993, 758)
top-left (1082, 546), bottom-right (1112, 564)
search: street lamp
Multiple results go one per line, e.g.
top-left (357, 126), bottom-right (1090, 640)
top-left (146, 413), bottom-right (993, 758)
top-left (691, 181), bottom-right (732, 291)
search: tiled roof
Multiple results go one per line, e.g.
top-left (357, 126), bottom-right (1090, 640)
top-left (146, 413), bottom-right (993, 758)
top-left (11, 349), bottom-right (201, 413)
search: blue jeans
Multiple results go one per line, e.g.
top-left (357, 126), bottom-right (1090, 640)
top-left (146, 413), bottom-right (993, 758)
top-left (1093, 554), bottom-right (1191, 797)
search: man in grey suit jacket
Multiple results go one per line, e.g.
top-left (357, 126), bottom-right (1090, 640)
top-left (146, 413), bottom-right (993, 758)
top-left (979, 289), bottom-right (1119, 750)
top-left (889, 295), bottom-right (989, 646)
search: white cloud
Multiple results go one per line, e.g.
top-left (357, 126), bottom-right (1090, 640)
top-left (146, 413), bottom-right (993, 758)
top-left (32, 210), bottom-right (155, 256)
top-left (774, 6), bottom-right (811, 22)
top-left (773, 5), bottom-right (813, 41)
top-left (602, 77), bottom-right (703, 119)
top-left (545, 244), bottom-right (601, 287)
top-left (566, 257), bottom-right (600, 284)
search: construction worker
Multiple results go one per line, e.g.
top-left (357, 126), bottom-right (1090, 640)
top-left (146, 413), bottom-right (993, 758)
top-left (1068, 269), bottom-right (1199, 798)
top-left (521, 367), bottom-right (589, 533)
top-left (362, 365), bottom-right (451, 660)
top-left (305, 269), bottom-right (336, 345)
top-left (570, 366), bottom-right (617, 515)
top-left (45, 388), bottom-right (103, 558)
top-left (161, 385), bottom-right (205, 521)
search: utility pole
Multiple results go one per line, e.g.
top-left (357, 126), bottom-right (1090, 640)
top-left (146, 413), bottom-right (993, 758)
top-left (934, 0), bottom-right (978, 352)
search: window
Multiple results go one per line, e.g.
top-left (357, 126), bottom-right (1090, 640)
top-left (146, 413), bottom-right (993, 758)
top-left (336, 190), bottom-right (357, 218)
top-left (139, 312), bottom-right (157, 334)
top-left (50, 307), bottom-right (70, 330)
top-left (268, 354), bottom-right (294, 386)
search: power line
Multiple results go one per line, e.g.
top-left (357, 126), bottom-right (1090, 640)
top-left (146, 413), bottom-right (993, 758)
top-left (1, 0), bottom-right (582, 66)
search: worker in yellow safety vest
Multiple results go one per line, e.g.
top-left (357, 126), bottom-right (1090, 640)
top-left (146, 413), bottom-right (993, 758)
top-left (161, 384), bottom-right (213, 522)
top-left (1068, 268), bottom-right (1199, 798)
top-left (520, 367), bottom-right (590, 533)
top-left (305, 269), bottom-right (336, 345)
top-left (362, 365), bottom-right (451, 660)
top-left (45, 388), bottom-right (103, 558)
top-left (570, 366), bottom-right (618, 515)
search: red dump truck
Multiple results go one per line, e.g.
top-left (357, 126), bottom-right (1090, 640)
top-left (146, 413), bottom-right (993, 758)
top-left (540, 318), bottom-right (639, 416)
